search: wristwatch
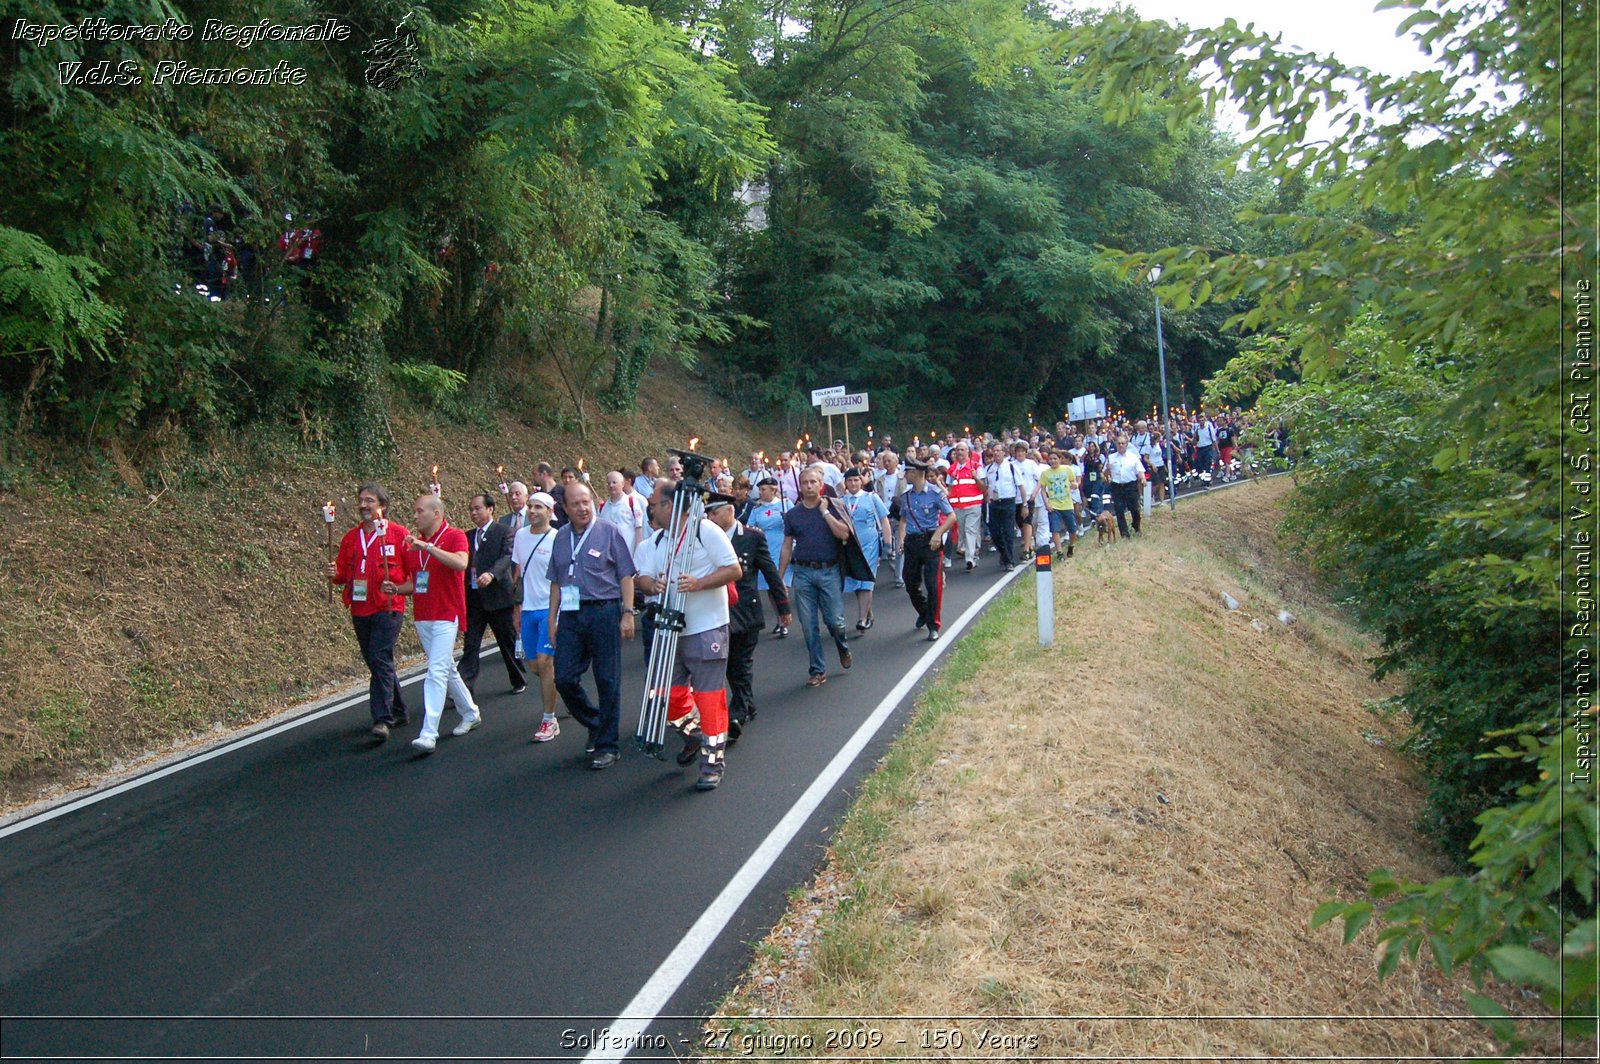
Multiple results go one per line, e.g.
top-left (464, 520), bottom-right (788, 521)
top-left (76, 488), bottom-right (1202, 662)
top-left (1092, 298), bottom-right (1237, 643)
top-left (625, 607), bottom-right (639, 615)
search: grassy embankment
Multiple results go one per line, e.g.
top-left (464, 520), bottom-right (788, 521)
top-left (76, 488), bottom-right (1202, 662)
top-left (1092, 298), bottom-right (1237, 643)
top-left (711, 476), bottom-right (1565, 1060)
top-left (0, 370), bottom-right (768, 814)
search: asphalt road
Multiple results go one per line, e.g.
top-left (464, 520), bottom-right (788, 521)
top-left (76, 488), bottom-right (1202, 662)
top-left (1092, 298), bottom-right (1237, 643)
top-left (0, 552), bottom-right (1023, 1062)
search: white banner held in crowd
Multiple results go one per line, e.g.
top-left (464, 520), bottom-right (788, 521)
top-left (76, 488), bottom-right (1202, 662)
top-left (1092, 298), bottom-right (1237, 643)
top-left (821, 392), bottom-right (870, 415)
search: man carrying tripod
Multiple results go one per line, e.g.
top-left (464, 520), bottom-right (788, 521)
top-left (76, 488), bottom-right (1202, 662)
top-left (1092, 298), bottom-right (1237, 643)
top-left (636, 481), bottom-right (742, 790)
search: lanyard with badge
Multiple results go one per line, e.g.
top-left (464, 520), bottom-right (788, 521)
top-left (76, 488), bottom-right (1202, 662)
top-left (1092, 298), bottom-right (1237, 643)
top-left (559, 523), bottom-right (595, 611)
top-left (414, 522), bottom-right (448, 596)
top-left (351, 521), bottom-right (387, 603)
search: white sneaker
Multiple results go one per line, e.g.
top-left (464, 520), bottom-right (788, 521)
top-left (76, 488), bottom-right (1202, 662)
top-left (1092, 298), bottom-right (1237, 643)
top-left (451, 714), bottom-right (481, 737)
top-left (411, 736), bottom-right (437, 753)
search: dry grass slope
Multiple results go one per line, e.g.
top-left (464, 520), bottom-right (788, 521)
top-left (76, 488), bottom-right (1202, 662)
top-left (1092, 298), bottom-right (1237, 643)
top-left (0, 371), bottom-right (771, 812)
top-left (713, 477), bottom-right (1562, 1060)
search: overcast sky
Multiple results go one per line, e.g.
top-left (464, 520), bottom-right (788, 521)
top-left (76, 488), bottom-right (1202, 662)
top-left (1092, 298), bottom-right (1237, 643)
top-left (1114, 0), bottom-right (1441, 142)
top-left (1122, 0), bottom-right (1436, 77)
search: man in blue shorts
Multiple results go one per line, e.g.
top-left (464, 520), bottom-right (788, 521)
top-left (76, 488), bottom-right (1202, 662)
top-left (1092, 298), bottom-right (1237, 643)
top-left (512, 492), bottom-right (561, 743)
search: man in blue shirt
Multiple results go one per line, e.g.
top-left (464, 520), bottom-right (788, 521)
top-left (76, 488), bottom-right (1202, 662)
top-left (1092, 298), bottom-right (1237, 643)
top-left (898, 460), bottom-right (958, 641)
top-left (546, 482), bottom-right (638, 769)
top-left (777, 468), bottom-right (854, 687)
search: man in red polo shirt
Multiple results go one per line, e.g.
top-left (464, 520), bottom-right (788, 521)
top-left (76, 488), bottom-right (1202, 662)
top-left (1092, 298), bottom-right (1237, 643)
top-left (382, 494), bottom-right (481, 754)
top-left (944, 441), bottom-right (986, 571)
top-left (326, 482), bottom-right (412, 741)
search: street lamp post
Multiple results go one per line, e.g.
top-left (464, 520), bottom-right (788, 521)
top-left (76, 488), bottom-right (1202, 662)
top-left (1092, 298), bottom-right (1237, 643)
top-left (1150, 265), bottom-right (1177, 513)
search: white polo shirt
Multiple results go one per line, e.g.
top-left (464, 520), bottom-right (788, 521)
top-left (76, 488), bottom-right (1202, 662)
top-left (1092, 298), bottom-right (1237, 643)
top-left (1108, 449), bottom-right (1147, 484)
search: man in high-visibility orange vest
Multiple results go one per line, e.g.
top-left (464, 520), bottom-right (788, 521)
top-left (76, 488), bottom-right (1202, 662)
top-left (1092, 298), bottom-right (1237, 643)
top-left (944, 441), bottom-right (986, 571)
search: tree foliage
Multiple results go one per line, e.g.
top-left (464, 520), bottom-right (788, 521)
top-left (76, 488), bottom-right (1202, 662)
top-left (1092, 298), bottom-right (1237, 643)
top-left (1060, 0), bottom-right (1595, 1044)
top-left (0, 0), bottom-right (772, 444)
top-left (700, 0), bottom-right (1255, 427)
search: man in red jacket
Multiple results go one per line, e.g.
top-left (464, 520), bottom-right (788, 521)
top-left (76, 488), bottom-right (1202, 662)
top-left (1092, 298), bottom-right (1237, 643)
top-left (944, 441), bottom-right (986, 571)
top-left (382, 494), bottom-right (481, 754)
top-left (326, 483), bottom-right (412, 741)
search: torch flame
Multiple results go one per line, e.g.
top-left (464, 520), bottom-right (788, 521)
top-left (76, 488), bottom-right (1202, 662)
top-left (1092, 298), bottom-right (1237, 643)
top-left (430, 465), bottom-right (439, 478)
top-left (577, 457), bottom-right (586, 470)
top-left (688, 438), bottom-right (700, 451)
top-left (495, 464), bottom-right (504, 476)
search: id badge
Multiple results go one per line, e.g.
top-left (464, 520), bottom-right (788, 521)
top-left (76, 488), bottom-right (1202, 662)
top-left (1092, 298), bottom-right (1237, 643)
top-left (468, 567), bottom-right (477, 586)
top-left (560, 584), bottom-right (580, 612)
top-left (415, 570), bottom-right (430, 595)
top-left (351, 579), bottom-right (369, 603)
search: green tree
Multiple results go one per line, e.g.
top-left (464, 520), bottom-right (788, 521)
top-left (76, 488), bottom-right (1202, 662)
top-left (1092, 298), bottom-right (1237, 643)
top-left (1059, 0), bottom-right (1595, 1044)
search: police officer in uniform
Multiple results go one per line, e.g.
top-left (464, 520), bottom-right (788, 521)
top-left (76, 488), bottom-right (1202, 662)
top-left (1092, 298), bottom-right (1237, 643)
top-left (898, 459), bottom-right (958, 641)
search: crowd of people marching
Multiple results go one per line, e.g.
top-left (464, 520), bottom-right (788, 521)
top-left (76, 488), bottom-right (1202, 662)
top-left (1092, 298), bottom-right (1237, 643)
top-left (324, 409), bottom-right (1280, 791)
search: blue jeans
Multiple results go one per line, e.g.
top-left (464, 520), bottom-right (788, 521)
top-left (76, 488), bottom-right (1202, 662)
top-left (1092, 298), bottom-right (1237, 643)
top-left (553, 600), bottom-right (624, 755)
top-left (791, 564), bottom-right (848, 676)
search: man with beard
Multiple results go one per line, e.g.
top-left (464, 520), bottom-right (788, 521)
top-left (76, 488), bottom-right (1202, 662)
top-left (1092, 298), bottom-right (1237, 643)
top-left (634, 483), bottom-right (742, 789)
top-left (326, 483), bottom-right (411, 740)
top-left (512, 491), bottom-right (562, 742)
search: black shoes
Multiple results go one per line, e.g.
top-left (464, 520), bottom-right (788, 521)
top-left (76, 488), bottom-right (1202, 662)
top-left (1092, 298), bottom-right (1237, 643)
top-left (511, 683), bottom-right (528, 694)
top-left (676, 731), bottom-right (703, 766)
top-left (589, 751), bottom-right (619, 770)
top-left (370, 721), bottom-right (390, 741)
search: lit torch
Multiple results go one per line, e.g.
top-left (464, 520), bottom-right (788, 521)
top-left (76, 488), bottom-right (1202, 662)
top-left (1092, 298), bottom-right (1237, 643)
top-left (322, 500), bottom-right (337, 604)
top-left (496, 464), bottom-right (508, 494)
top-left (429, 465), bottom-right (441, 497)
top-left (577, 457), bottom-right (588, 482)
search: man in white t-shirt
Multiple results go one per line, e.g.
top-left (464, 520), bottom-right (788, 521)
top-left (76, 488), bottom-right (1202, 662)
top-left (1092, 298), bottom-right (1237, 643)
top-left (511, 492), bottom-right (561, 742)
top-left (634, 481), bottom-right (743, 791)
top-left (598, 469), bottom-right (648, 549)
top-left (1195, 416), bottom-right (1218, 475)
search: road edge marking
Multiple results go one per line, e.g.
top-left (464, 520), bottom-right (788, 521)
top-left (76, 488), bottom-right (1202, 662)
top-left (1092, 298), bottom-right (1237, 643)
top-left (583, 564), bottom-right (1030, 1063)
top-left (0, 649), bottom-right (500, 840)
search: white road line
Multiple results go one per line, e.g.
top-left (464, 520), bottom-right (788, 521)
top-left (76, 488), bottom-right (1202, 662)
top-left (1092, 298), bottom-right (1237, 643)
top-left (0, 649), bottom-right (501, 842)
top-left (584, 565), bottom-right (1030, 1063)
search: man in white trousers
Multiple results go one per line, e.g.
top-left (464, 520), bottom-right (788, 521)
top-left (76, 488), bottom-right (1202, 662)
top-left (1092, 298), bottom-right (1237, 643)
top-left (383, 494), bottom-right (481, 753)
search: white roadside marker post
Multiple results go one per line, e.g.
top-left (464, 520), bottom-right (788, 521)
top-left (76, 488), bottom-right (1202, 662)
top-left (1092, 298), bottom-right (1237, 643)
top-left (1035, 542), bottom-right (1054, 648)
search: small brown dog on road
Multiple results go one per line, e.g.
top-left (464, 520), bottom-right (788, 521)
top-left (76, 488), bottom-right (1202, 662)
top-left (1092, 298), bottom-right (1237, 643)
top-left (1096, 510), bottom-right (1118, 545)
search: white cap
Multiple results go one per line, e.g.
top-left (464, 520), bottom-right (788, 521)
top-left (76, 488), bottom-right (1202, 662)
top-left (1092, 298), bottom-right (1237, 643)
top-left (529, 491), bottom-right (556, 510)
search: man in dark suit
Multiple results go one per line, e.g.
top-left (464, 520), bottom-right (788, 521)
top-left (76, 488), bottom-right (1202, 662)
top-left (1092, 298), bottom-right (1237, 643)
top-left (458, 492), bottom-right (526, 698)
top-left (708, 494), bottom-right (790, 745)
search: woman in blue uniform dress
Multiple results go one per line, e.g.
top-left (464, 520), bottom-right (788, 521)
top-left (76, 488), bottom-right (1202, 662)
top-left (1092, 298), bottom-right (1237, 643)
top-left (839, 467), bottom-right (891, 632)
top-left (746, 477), bottom-right (792, 637)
